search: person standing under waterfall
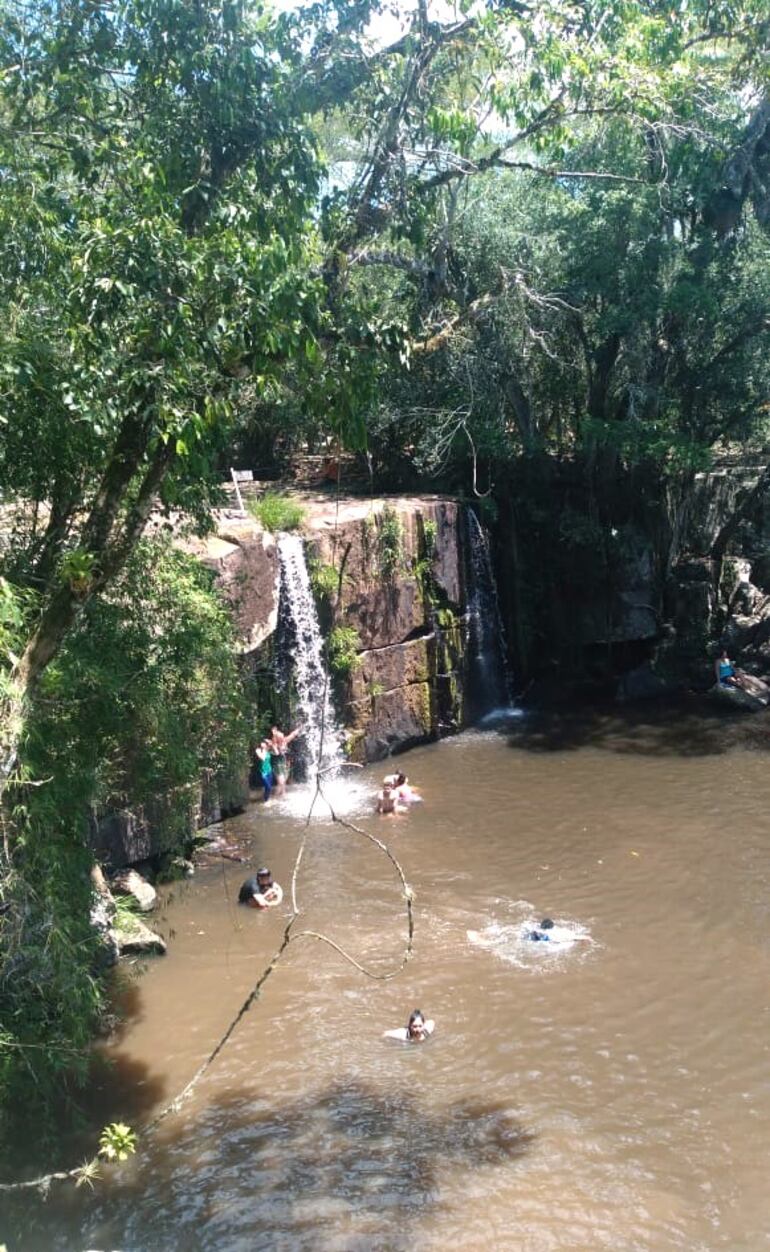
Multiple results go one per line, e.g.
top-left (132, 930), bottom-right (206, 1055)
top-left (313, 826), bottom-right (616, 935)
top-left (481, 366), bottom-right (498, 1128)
top-left (255, 740), bottom-right (274, 803)
top-left (270, 724), bottom-right (302, 796)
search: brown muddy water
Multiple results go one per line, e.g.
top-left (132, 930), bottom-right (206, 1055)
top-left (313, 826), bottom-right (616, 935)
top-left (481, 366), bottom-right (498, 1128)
top-left (8, 705), bottom-right (770, 1251)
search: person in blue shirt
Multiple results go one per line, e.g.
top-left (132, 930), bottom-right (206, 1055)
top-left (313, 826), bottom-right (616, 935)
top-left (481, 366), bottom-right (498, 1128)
top-left (715, 649), bottom-right (748, 690)
top-left (255, 741), bottom-right (274, 802)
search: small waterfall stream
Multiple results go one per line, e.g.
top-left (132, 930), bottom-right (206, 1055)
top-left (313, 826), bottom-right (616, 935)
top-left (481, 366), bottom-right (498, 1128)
top-left (275, 534), bottom-right (343, 781)
top-left (466, 508), bottom-right (514, 718)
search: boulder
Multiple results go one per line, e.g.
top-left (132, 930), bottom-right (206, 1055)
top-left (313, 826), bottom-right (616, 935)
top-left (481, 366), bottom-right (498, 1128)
top-left (111, 868), bottom-right (157, 913)
top-left (89, 808), bottom-right (152, 868)
top-left (709, 682), bottom-right (768, 712)
top-left (89, 864), bottom-right (119, 968)
top-left (115, 918), bottom-right (167, 957)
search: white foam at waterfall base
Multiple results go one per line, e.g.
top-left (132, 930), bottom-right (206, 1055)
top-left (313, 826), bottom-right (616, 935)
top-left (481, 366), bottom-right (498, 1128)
top-left (269, 773), bottom-right (375, 821)
top-left (276, 533), bottom-right (344, 781)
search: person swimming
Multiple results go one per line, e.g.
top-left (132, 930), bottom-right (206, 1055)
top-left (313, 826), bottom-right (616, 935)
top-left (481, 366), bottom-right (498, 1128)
top-left (382, 771), bottom-right (422, 804)
top-left (527, 917), bottom-right (592, 944)
top-left (384, 1009), bottom-right (435, 1043)
top-left (238, 867), bottom-right (284, 909)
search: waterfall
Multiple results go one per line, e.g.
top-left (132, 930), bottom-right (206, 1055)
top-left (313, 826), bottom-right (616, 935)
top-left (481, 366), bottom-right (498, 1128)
top-left (465, 508), bottom-right (513, 718)
top-left (275, 534), bottom-right (343, 781)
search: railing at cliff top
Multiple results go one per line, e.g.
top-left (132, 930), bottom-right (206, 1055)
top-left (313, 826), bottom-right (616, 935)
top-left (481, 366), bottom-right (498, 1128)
top-left (465, 508), bottom-right (514, 719)
top-left (275, 533), bottom-right (344, 781)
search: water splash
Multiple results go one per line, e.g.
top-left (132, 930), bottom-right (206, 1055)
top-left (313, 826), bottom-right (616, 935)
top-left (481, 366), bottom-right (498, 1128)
top-left (467, 906), bottom-right (594, 971)
top-left (465, 509), bottom-right (514, 719)
top-left (276, 534), bottom-right (344, 782)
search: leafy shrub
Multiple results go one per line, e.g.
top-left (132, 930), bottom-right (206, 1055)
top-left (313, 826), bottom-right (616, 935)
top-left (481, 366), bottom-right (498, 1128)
top-left (378, 505), bottom-right (403, 578)
top-left (309, 559), bottom-right (339, 603)
top-left (326, 625), bottom-right (361, 676)
top-left (422, 518), bottom-right (437, 559)
top-left (249, 492), bottom-right (305, 533)
top-left (99, 1121), bottom-right (138, 1162)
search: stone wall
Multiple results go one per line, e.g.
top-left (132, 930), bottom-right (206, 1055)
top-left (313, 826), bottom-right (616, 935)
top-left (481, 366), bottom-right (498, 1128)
top-left (304, 496), bottom-right (467, 760)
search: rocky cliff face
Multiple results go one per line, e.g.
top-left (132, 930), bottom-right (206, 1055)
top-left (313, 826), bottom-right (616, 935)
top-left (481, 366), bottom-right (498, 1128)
top-left (664, 457), bottom-right (770, 686)
top-left (304, 497), bottom-right (468, 760)
top-left (89, 495), bottom-right (481, 865)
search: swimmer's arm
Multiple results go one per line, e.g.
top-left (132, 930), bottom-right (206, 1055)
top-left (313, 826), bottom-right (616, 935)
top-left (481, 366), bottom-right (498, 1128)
top-left (383, 1028), bottom-right (409, 1041)
top-left (423, 1020), bottom-right (435, 1035)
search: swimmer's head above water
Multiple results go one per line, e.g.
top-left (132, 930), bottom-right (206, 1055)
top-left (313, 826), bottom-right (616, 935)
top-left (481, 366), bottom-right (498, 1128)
top-left (407, 1010), bottom-right (428, 1039)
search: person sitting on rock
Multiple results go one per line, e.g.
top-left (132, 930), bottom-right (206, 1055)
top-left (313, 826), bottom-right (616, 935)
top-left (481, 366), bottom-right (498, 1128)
top-left (384, 1009), bottom-right (435, 1043)
top-left (238, 867), bottom-right (284, 909)
top-left (715, 649), bottom-right (748, 690)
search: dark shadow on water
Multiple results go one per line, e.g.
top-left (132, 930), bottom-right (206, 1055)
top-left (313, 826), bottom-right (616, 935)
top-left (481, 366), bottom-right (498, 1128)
top-left (506, 695), bottom-right (770, 758)
top-left (10, 1081), bottom-right (535, 1252)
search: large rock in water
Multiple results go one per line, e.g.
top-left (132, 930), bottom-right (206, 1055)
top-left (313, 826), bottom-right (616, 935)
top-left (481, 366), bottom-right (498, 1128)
top-left (115, 917), bottom-right (167, 956)
top-left (89, 864), bottom-right (119, 968)
top-left (111, 868), bottom-right (157, 912)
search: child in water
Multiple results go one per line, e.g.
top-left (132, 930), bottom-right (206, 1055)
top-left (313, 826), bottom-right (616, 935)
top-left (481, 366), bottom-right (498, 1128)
top-left (384, 1009), bottom-right (435, 1043)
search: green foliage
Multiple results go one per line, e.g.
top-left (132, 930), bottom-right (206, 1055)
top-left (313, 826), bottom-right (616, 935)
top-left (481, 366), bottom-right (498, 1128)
top-left (113, 893), bottom-right (142, 935)
top-left (98, 1121), bottom-right (137, 1163)
top-left (308, 558), bottom-right (340, 603)
top-left (248, 493), bottom-right (306, 533)
top-left (59, 548), bottom-right (98, 594)
top-left (326, 625), bottom-right (361, 676)
top-left (377, 506), bottom-right (404, 579)
top-left (0, 537), bottom-right (252, 1156)
top-left (422, 519), bottom-right (438, 559)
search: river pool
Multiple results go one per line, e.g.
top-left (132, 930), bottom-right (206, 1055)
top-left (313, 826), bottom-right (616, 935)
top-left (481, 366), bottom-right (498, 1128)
top-left (9, 705), bottom-right (770, 1251)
